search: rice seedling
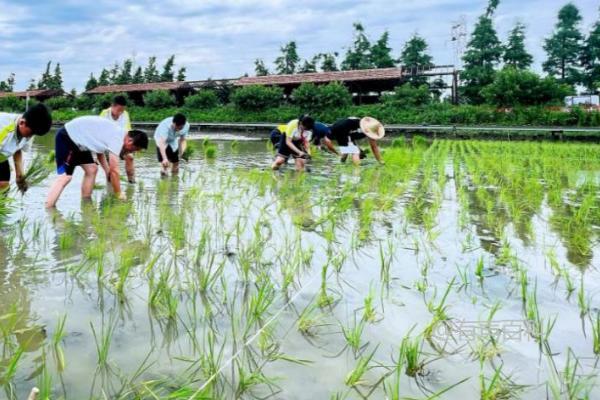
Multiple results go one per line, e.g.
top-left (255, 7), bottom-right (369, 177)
top-left (591, 312), bottom-right (600, 355)
top-left (547, 349), bottom-right (596, 400)
top-left (479, 362), bottom-right (525, 400)
top-left (204, 145), bottom-right (217, 159)
top-left (297, 303), bottom-right (325, 337)
top-left (475, 256), bottom-right (485, 282)
top-left (577, 277), bottom-right (590, 317)
top-left (21, 153), bottom-right (52, 188)
top-left (399, 331), bottom-right (426, 378)
top-left (181, 141), bottom-right (196, 161)
top-left (362, 285), bottom-right (378, 323)
top-left (344, 346), bottom-right (378, 387)
top-left (341, 318), bottom-right (367, 356)
top-left (51, 315), bottom-right (67, 373)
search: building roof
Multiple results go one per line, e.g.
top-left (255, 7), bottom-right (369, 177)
top-left (0, 89), bottom-right (64, 98)
top-left (235, 67), bottom-right (406, 87)
top-left (85, 81), bottom-right (191, 95)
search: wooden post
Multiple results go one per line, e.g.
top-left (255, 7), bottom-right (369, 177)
top-left (452, 71), bottom-right (459, 105)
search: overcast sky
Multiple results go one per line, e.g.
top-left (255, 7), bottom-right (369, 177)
top-left (0, 0), bottom-right (597, 91)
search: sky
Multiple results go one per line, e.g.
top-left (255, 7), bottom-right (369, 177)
top-left (0, 0), bottom-right (597, 92)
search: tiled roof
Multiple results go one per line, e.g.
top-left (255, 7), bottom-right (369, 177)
top-left (235, 68), bottom-right (405, 86)
top-left (0, 89), bottom-right (64, 98)
top-left (85, 81), bottom-right (191, 94)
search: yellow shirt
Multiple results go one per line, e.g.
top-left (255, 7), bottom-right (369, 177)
top-left (100, 108), bottom-right (131, 131)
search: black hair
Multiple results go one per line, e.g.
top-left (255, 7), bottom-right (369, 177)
top-left (113, 95), bottom-right (128, 107)
top-left (22, 103), bottom-right (52, 136)
top-left (299, 114), bottom-right (315, 131)
top-left (128, 129), bottom-right (149, 150)
top-left (173, 113), bottom-right (187, 126)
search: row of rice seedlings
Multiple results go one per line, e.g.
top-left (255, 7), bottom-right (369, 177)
top-left (547, 349), bottom-right (597, 399)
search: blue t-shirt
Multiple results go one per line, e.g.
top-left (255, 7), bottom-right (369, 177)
top-left (311, 122), bottom-right (331, 144)
top-left (154, 117), bottom-right (190, 151)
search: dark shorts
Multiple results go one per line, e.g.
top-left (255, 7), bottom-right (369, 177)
top-left (276, 134), bottom-right (306, 160)
top-left (333, 131), bottom-right (367, 147)
top-left (55, 127), bottom-right (95, 176)
top-left (0, 160), bottom-right (9, 182)
top-left (157, 145), bottom-right (179, 163)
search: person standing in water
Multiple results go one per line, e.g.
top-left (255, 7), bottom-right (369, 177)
top-left (271, 115), bottom-right (314, 172)
top-left (325, 117), bottom-right (385, 165)
top-left (45, 116), bottom-right (148, 208)
top-left (154, 113), bottom-right (189, 177)
top-left (0, 104), bottom-right (53, 192)
top-left (99, 95), bottom-right (136, 183)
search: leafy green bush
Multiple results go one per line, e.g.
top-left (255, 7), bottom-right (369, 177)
top-left (44, 96), bottom-right (74, 110)
top-left (482, 68), bottom-right (570, 107)
top-left (143, 90), bottom-right (176, 109)
top-left (184, 90), bottom-right (219, 109)
top-left (0, 95), bottom-right (25, 112)
top-left (385, 84), bottom-right (432, 108)
top-left (75, 95), bottom-right (96, 110)
top-left (292, 82), bottom-right (352, 114)
top-left (231, 85), bottom-right (283, 111)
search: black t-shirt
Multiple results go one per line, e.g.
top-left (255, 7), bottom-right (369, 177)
top-left (327, 118), bottom-right (364, 145)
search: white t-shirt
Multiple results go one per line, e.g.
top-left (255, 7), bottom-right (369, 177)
top-left (65, 116), bottom-right (125, 156)
top-left (0, 112), bottom-right (32, 162)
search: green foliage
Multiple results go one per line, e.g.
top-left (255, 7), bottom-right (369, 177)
top-left (255, 59), bottom-right (269, 76)
top-left (44, 96), bottom-right (74, 110)
top-left (370, 31), bottom-right (395, 68)
top-left (231, 85), bottom-right (283, 111)
top-left (504, 23), bottom-right (533, 69)
top-left (341, 22), bottom-right (373, 70)
top-left (91, 92), bottom-right (130, 110)
top-left (461, 4), bottom-right (503, 104)
top-left (85, 73), bottom-right (98, 91)
top-left (543, 3), bottom-right (584, 86)
top-left (75, 95), bottom-right (96, 110)
top-left (482, 68), bottom-right (570, 107)
top-left (0, 95), bottom-right (25, 112)
top-left (274, 41), bottom-right (300, 75)
top-left (143, 90), bottom-right (176, 109)
top-left (184, 90), bottom-right (219, 109)
top-left (0, 73), bottom-right (15, 92)
top-left (581, 13), bottom-right (600, 92)
top-left (400, 34), bottom-right (434, 86)
top-left (144, 56), bottom-right (161, 83)
top-left (292, 82), bottom-right (352, 113)
top-left (385, 84), bottom-right (431, 108)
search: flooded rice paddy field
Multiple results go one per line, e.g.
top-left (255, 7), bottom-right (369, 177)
top-left (1, 133), bottom-right (600, 399)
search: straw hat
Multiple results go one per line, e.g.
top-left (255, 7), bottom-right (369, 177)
top-left (360, 117), bottom-right (385, 140)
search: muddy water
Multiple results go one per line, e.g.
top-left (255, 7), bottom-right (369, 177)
top-left (1, 133), bottom-right (599, 399)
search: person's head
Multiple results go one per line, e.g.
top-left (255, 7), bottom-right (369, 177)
top-left (18, 104), bottom-right (53, 138)
top-left (172, 113), bottom-right (187, 131)
top-left (111, 95), bottom-right (128, 118)
top-left (122, 130), bottom-right (149, 155)
top-left (299, 115), bottom-right (315, 132)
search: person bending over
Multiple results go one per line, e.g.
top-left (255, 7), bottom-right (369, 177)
top-left (0, 104), bottom-right (52, 192)
top-left (271, 115), bottom-right (314, 172)
top-left (99, 95), bottom-right (136, 183)
top-left (325, 117), bottom-right (385, 165)
top-left (45, 116), bottom-right (148, 208)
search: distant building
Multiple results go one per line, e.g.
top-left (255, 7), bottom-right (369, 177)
top-left (565, 95), bottom-right (600, 108)
top-left (0, 89), bottom-right (65, 102)
top-left (84, 82), bottom-right (194, 105)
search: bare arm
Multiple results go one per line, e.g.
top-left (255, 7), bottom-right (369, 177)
top-left (13, 150), bottom-right (25, 181)
top-left (179, 137), bottom-right (187, 157)
top-left (125, 155), bottom-right (135, 183)
top-left (369, 139), bottom-right (384, 163)
top-left (286, 136), bottom-right (304, 156)
top-left (108, 153), bottom-right (123, 197)
top-left (324, 137), bottom-right (340, 156)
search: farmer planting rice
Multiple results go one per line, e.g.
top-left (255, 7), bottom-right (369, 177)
top-left (154, 113), bottom-right (190, 177)
top-left (271, 115), bottom-right (315, 172)
top-left (45, 116), bottom-right (148, 208)
top-left (99, 95), bottom-right (136, 183)
top-left (325, 117), bottom-right (385, 165)
top-left (0, 104), bottom-right (52, 192)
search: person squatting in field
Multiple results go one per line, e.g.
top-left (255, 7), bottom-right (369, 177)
top-left (154, 113), bottom-right (190, 177)
top-left (0, 104), bottom-right (52, 192)
top-left (45, 116), bottom-right (148, 208)
top-left (271, 115), bottom-right (315, 172)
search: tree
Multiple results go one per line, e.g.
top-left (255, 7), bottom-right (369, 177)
top-left (274, 41), bottom-right (300, 75)
top-left (370, 31), bottom-right (395, 68)
top-left (108, 62), bottom-right (120, 84)
top-left (98, 68), bottom-right (110, 86)
top-left (543, 3), bottom-right (583, 86)
top-left (581, 10), bottom-right (600, 92)
top-left (341, 23), bottom-right (373, 70)
top-left (319, 53), bottom-right (339, 71)
top-left (161, 55), bottom-right (176, 82)
top-left (85, 73), bottom-right (98, 91)
top-left (298, 57), bottom-right (318, 73)
top-left (461, 0), bottom-right (503, 104)
top-left (116, 59), bottom-right (133, 85)
top-left (144, 56), bottom-right (160, 83)
top-left (504, 22), bottom-right (533, 69)
top-left (27, 79), bottom-right (36, 90)
top-left (0, 73), bottom-right (15, 92)
top-left (132, 67), bottom-right (144, 84)
top-left (254, 59), bottom-right (269, 76)
top-left (38, 61), bottom-right (53, 89)
top-left (399, 34), bottom-right (434, 86)
top-left (50, 63), bottom-right (63, 90)
top-left (176, 67), bottom-right (187, 82)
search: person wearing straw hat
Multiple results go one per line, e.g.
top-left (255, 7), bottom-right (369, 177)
top-left (325, 117), bottom-right (385, 165)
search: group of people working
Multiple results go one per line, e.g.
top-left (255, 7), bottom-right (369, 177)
top-left (0, 95), bottom-right (385, 208)
top-left (270, 115), bottom-right (385, 171)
